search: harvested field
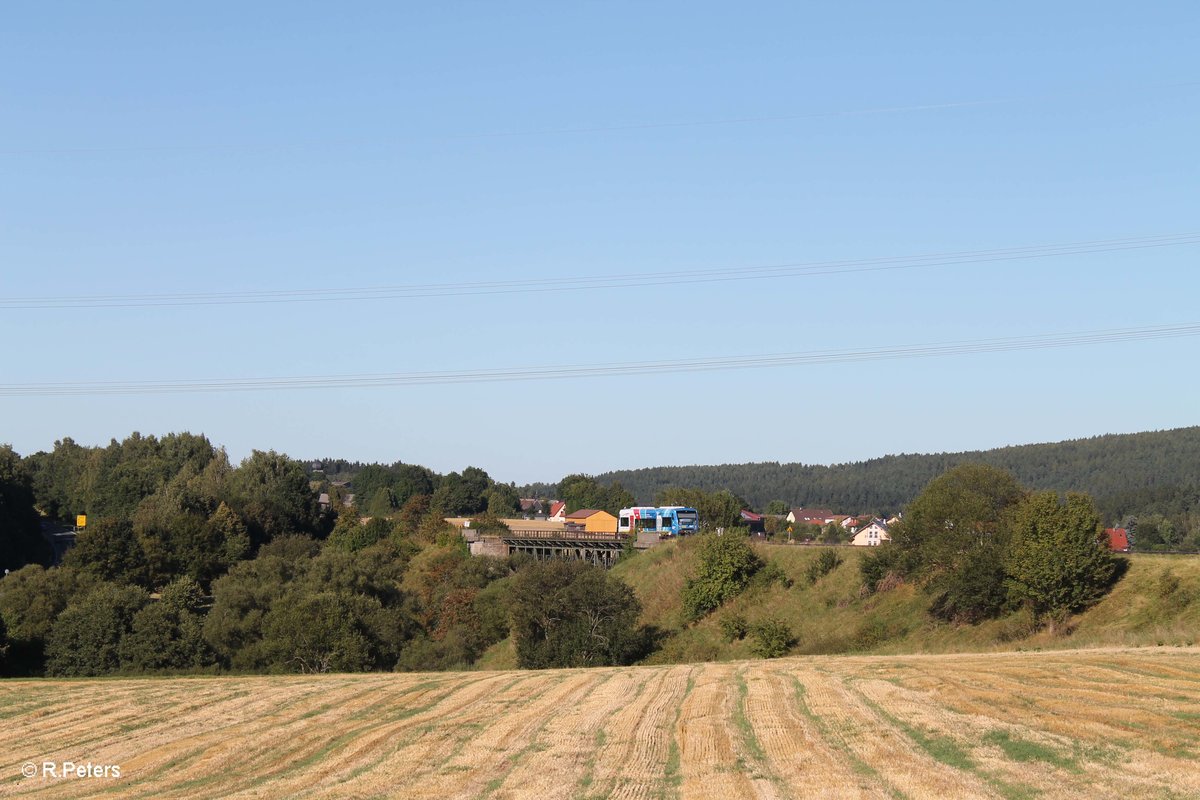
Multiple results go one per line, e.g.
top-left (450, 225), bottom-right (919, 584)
top-left (2, 648), bottom-right (1199, 799)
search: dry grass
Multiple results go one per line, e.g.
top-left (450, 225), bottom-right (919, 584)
top-left (610, 544), bottom-right (1200, 663)
top-left (2, 647), bottom-right (1199, 799)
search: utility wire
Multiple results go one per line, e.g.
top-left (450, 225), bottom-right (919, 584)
top-left (3, 322), bottom-right (1196, 397)
top-left (4, 79), bottom-right (1198, 156)
top-left (4, 232), bottom-right (1198, 310)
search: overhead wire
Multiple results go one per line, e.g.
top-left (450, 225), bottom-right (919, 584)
top-left (3, 79), bottom-right (1198, 156)
top-left (4, 231), bottom-right (1198, 310)
top-left (2, 322), bottom-right (1196, 397)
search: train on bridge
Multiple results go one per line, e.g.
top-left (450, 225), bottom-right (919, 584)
top-left (617, 506), bottom-right (700, 537)
top-left (462, 506), bottom-right (701, 568)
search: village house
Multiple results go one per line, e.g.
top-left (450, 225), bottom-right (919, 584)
top-left (851, 519), bottom-right (890, 546)
top-left (786, 508), bottom-right (837, 526)
top-left (1105, 527), bottom-right (1131, 552)
top-left (740, 509), bottom-right (766, 534)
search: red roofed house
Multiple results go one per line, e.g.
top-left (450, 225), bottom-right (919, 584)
top-left (548, 501), bottom-right (566, 522)
top-left (740, 509), bottom-right (765, 534)
top-left (1105, 527), bottom-right (1131, 553)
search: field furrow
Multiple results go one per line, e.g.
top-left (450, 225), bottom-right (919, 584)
top-left (675, 664), bottom-right (758, 800)
top-left (2, 648), bottom-right (1197, 799)
top-left (748, 667), bottom-right (884, 799)
top-left (796, 667), bottom-right (999, 799)
top-left (588, 664), bottom-right (693, 800)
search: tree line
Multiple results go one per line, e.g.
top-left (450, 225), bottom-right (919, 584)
top-left (0, 433), bottom-right (651, 678)
top-left (860, 464), bottom-right (1124, 626)
top-left (582, 426), bottom-right (1200, 550)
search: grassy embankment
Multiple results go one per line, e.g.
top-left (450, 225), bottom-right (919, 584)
top-left (620, 540), bottom-right (1200, 663)
top-left (479, 540), bottom-right (1200, 669)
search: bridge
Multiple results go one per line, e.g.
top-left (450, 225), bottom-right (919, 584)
top-left (466, 527), bottom-right (635, 568)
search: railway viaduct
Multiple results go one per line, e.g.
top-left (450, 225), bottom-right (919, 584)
top-left (462, 527), bottom-right (660, 568)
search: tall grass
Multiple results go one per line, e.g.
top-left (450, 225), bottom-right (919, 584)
top-left (611, 542), bottom-right (1200, 663)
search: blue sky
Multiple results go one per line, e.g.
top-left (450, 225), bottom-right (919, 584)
top-left (2, 2), bottom-right (1198, 484)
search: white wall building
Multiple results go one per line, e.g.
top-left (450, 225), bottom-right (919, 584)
top-left (851, 519), bottom-right (890, 546)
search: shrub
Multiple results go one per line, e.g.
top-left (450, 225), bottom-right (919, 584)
top-left (681, 534), bottom-right (763, 620)
top-left (508, 560), bottom-right (647, 669)
top-left (326, 516), bottom-right (393, 553)
top-left (750, 560), bottom-right (793, 591)
top-left (0, 565), bottom-right (99, 676)
top-left (719, 613), bottom-right (749, 642)
top-left (45, 583), bottom-right (150, 676)
top-left (749, 618), bottom-right (796, 658)
top-left (852, 616), bottom-right (910, 650)
top-left (928, 542), bottom-right (1010, 623)
top-left (859, 544), bottom-right (912, 594)
top-left (806, 550), bottom-right (843, 585)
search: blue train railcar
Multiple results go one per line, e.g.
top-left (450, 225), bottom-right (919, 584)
top-left (617, 506), bottom-right (700, 536)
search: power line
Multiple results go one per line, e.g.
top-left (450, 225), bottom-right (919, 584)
top-left (4, 79), bottom-right (1198, 157)
top-left (3, 322), bottom-right (1196, 397)
top-left (4, 232), bottom-right (1198, 310)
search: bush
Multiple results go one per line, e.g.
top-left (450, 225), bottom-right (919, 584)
top-left (859, 544), bottom-right (913, 594)
top-left (119, 601), bottom-right (213, 673)
top-left (508, 560), bottom-right (647, 669)
top-left (681, 534), bottom-right (763, 620)
top-left (750, 560), bottom-right (793, 591)
top-left (749, 618), bottom-right (796, 658)
top-left (45, 583), bottom-right (150, 676)
top-left (326, 516), bottom-right (392, 553)
top-left (928, 543), bottom-right (1009, 624)
top-left (0, 565), bottom-right (99, 676)
top-left (806, 550), bottom-right (843, 585)
top-left (719, 613), bottom-right (749, 643)
top-left (851, 616), bottom-right (910, 651)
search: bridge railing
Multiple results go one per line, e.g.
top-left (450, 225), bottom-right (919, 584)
top-left (502, 528), bottom-right (630, 542)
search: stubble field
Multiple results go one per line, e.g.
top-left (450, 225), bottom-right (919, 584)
top-left (2, 647), bottom-right (1198, 799)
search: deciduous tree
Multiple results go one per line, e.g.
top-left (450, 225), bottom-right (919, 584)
top-left (508, 560), bottom-right (645, 669)
top-left (1006, 491), bottom-right (1120, 618)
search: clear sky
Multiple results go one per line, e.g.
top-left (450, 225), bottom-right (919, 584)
top-left (2, 2), bottom-right (1198, 485)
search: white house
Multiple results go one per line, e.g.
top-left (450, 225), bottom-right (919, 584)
top-left (851, 519), bottom-right (890, 546)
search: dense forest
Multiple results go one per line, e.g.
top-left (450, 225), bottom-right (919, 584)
top-left (584, 426), bottom-right (1200, 532)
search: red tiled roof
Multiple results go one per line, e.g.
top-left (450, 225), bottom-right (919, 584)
top-left (549, 501), bottom-right (566, 517)
top-left (1105, 528), bottom-right (1130, 552)
top-left (740, 510), bottom-right (764, 522)
top-left (566, 508), bottom-right (603, 519)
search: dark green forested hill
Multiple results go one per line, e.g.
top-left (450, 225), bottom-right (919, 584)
top-left (589, 426), bottom-right (1200, 522)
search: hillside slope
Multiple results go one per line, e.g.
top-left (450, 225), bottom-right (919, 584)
top-left (3, 648), bottom-right (1198, 798)
top-left (591, 425), bottom-right (1200, 514)
top-left (609, 540), bottom-right (1200, 664)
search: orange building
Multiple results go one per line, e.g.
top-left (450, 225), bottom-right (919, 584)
top-left (564, 508), bottom-right (619, 534)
